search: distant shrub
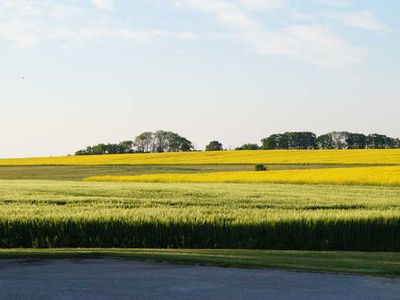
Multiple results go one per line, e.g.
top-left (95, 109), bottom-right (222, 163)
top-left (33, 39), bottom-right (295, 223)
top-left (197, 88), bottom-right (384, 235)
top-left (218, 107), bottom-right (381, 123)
top-left (255, 164), bottom-right (267, 171)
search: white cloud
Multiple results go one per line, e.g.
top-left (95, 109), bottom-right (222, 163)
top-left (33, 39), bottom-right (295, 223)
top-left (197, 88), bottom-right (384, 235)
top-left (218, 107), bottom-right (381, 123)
top-left (91, 0), bottom-right (115, 11)
top-left (0, 20), bottom-right (198, 47)
top-left (335, 11), bottom-right (387, 32)
top-left (173, 0), bottom-right (364, 69)
top-left (236, 0), bottom-right (287, 10)
top-left (314, 0), bottom-right (353, 7)
top-left (2, 0), bottom-right (84, 19)
top-left (0, 1), bottom-right (198, 47)
top-left (0, 20), bottom-right (39, 47)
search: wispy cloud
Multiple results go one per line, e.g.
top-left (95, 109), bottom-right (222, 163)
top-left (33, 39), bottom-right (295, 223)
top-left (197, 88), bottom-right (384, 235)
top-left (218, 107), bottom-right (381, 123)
top-left (237, 0), bottom-right (287, 10)
top-left (314, 0), bottom-right (353, 7)
top-left (334, 10), bottom-right (388, 32)
top-left (2, 0), bottom-right (85, 19)
top-left (0, 1), bottom-right (198, 47)
top-left (0, 0), bottom-right (387, 70)
top-left (91, 0), bottom-right (115, 11)
top-left (173, 0), bottom-right (364, 69)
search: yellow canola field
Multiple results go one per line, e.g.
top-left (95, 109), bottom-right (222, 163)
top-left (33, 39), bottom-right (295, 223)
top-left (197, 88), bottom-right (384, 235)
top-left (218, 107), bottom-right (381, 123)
top-left (1, 149), bottom-right (400, 165)
top-left (85, 166), bottom-right (400, 186)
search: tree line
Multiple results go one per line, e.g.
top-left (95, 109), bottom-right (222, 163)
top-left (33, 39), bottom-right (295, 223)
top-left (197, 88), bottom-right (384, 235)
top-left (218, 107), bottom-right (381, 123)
top-left (259, 131), bottom-right (400, 150)
top-left (75, 130), bottom-right (400, 155)
top-left (75, 130), bottom-right (193, 155)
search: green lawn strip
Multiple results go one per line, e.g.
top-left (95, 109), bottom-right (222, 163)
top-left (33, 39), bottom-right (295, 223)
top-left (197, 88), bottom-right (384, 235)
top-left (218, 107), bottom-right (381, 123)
top-left (0, 249), bottom-right (398, 277)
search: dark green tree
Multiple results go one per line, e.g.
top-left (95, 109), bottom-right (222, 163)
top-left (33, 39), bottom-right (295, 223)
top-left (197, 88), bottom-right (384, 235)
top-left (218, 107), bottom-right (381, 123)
top-left (205, 141), bottom-right (223, 151)
top-left (347, 133), bottom-right (367, 149)
top-left (316, 134), bottom-right (334, 149)
top-left (235, 143), bottom-right (260, 150)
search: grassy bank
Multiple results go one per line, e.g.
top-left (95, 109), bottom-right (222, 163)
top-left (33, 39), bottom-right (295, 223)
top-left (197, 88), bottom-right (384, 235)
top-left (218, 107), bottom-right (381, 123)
top-left (0, 248), bottom-right (399, 276)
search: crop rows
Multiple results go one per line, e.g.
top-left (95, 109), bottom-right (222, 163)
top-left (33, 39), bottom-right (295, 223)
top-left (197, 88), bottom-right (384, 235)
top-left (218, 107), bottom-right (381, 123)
top-left (0, 180), bottom-right (399, 250)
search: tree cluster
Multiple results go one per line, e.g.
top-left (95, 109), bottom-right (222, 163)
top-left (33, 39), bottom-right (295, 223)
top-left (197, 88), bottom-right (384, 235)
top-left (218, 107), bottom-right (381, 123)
top-left (75, 141), bottom-right (134, 155)
top-left (205, 141), bottom-right (223, 151)
top-left (235, 143), bottom-right (260, 150)
top-left (261, 131), bottom-right (400, 150)
top-left (134, 130), bottom-right (193, 153)
top-left (75, 130), bottom-right (193, 155)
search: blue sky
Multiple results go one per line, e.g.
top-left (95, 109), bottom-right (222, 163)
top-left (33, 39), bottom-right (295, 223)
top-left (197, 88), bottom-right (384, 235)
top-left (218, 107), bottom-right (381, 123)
top-left (0, 0), bottom-right (399, 157)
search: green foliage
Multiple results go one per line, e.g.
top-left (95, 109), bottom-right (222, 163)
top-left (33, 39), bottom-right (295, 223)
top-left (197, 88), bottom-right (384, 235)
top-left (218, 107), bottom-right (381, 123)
top-left (76, 130), bottom-right (194, 155)
top-left (262, 131), bottom-right (400, 150)
top-left (0, 180), bottom-right (399, 250)
top-left (75, 141), bottom-right (134, 155)
top-left (134, 130), bottom-right (194, 153)
top-left (205, 141), bottom-right (223, 151)
top-left (255, 164), bottom-right (267, 171)
top-left (235, 143), bottom-right (260, 150)
top-left (262, 132), bottom-right (316, 150)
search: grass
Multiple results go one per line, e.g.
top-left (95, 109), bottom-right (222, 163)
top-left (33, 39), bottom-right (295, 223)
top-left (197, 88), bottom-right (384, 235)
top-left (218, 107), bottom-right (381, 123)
top-left (0, 149), bottom-right (399, 166)
top-left (0, 164), bottom-right (350, 181)
top-left (85, 166), bottom-right (400, 187)
top-left (0, 248), bottom-right (399, 276)
top-left (0, 180), bottom-right (399, 250)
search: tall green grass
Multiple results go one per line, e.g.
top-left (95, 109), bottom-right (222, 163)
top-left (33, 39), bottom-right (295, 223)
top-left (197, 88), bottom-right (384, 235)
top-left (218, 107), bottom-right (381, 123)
top-left (0, 180), bottom-right (399, 250)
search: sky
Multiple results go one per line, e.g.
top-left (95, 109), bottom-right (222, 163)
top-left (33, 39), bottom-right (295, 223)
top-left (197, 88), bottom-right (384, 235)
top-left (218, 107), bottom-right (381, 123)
top-left (0, 0), bottom-right (399, 157)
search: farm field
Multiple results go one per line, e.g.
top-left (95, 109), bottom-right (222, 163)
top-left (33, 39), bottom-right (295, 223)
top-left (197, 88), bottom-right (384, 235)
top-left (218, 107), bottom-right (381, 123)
top-left (1, 150), bottom-right (399, 274)
top-left (0, 164), bottom-right (350, 181)
top-left (86, 166), bottom-right (400, 187)
top-left (0, 149), bottom-right (399, 166)
top-left (1, 180), bottom-right (400, 250)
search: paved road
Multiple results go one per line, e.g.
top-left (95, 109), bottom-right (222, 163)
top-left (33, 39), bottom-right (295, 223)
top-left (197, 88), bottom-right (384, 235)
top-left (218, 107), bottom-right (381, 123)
top-left (0, 259), bottom-right (399, 300)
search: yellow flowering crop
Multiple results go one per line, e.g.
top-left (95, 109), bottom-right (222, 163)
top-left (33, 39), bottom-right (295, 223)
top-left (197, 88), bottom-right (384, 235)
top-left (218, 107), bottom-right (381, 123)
top-left (1, 149), bottom-right (400, 165)
top-left (85, 166), bottom-right (400, 186)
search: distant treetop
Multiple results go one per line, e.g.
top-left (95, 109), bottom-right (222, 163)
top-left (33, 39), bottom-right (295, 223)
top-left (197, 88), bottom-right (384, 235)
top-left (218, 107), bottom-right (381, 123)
top-left (205, 141), bottom-right (223, 151)
top-left (75, 130), bottom-right (400, 155)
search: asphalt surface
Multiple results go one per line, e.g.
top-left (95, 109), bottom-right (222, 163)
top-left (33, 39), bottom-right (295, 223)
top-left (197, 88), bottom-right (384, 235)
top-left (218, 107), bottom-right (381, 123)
top-left (0, 259), bottom-right (399, 300)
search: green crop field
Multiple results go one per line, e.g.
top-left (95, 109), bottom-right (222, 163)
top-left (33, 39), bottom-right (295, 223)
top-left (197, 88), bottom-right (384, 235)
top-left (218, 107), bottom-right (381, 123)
top-left (1, 179), bottom-right (399, 250)
top-left (0, 151), bottom-right (399, 275)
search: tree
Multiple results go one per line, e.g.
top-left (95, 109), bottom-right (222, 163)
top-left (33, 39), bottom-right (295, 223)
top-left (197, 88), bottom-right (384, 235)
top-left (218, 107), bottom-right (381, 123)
top-left (286, 132), bottom-right (316, 149)
top-left (205, 141), bottom-right (223, 151)
top-left (367, 134), bottom-right (392, 149)
top-left (316, 134), bottom-right (334, 149)
top-left (261, 134), bottom-right (289, 150)
top-left (117, 141), bottom-right (134, 153)
top-left (165, 132), bottom-right (194, 152)
top-left (261, 132), bottom-right (316, 150)
top-left (154, 130), bottom-right (170, 153)
top-left (330, 132), bottom-right (349, 149)
top-left (134, 132), bottom-right (154, 153)
top-left (347, 133), bottom-right (367, 149)
top-left (133, 130), bottom-right (194, 153)
top-left (235, 143), bottom-right (260, 150)
top-left (395, 139), bottom-right (400, 148)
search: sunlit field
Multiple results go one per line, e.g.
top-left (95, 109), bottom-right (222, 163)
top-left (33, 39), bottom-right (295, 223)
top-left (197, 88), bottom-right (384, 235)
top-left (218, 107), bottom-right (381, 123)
top-left (0, 149), bottom-right (400, 165)
top-left (0, 149), bottom-right (399, 254)
top-left (0, 180), bottom-right (399, 250)
top-left (86, 166), bottom-right (400, 187)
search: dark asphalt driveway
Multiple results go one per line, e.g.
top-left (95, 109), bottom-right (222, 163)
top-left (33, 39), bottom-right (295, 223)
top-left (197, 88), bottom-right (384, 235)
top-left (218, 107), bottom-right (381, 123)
top-left (0, 259), bottom-right (399, 299)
